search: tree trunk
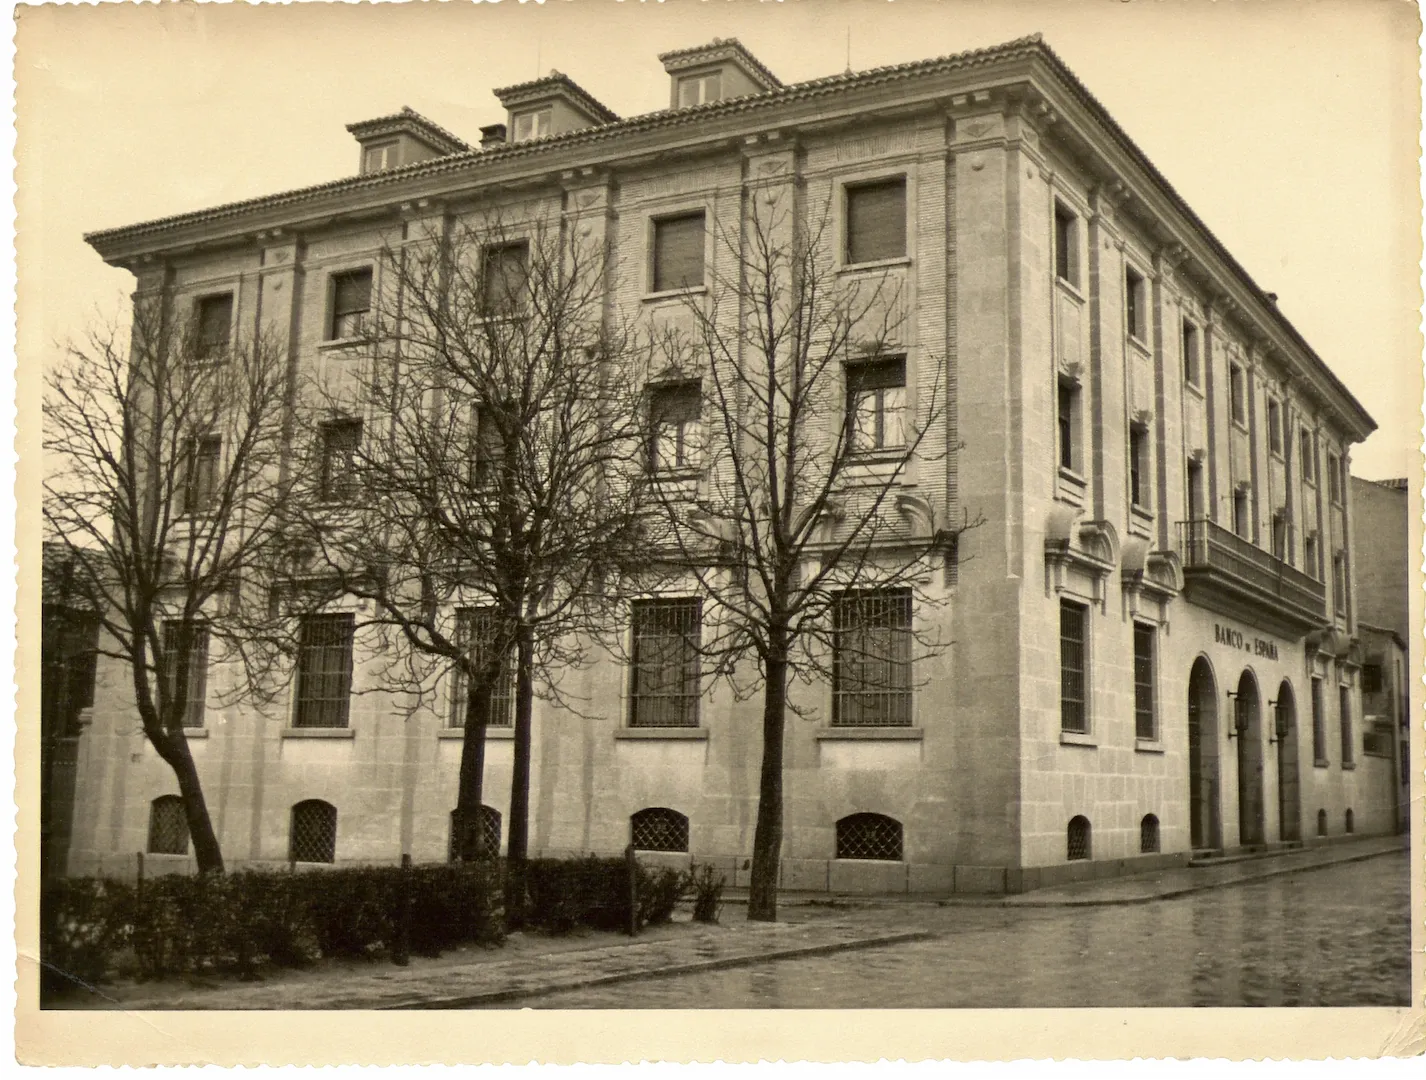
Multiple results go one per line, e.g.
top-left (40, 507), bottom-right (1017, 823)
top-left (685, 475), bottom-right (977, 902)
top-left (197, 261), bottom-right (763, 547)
top-left (747, 648), bottom-right (788, 922)
top-left (165, 732), bottom-right (224, 874)
top-left (504, 626), bottom-right (536, 929)
top-left (452, 678), bottom-right (492, 861)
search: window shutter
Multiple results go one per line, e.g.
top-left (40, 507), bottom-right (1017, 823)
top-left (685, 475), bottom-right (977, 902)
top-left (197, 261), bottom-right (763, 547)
top-left (653, 213), bottom-right (705, 291)
top-left (846, 179), bottom-right (906, 264)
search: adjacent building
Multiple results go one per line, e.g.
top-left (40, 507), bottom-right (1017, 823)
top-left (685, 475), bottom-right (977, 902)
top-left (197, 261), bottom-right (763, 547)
top-left (68, 35), bottom-right (1394, 891)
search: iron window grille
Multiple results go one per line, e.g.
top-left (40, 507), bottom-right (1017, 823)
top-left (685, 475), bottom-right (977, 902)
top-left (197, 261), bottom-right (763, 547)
top-left (481, 241), bottom-right (529, 316)
top-left (293, 614), bottom-right (355, 728)
top-left (844, 177), bottom-right (906, 264)
top-left (328, 268), bottom-right (372, 340)
top-left (648, 381), bottom-right (703, 474)
top-left (194, 293), bottom-right (233, 360)
top-left (1059, 600), bottom-right (1088, 734)
top-left (1139, 814), bottom-right (1160, 854)
top-left (1338, 685), bottom-right (1354, 766)
top-left (832, 588), bottom-right (912, 727)
top-left (1067, 815), bottom-right (1092, 861)
top-left (289, 799), bottom-right (337, 863)
top-left (449, 805), bottom-right (502, 859)
top-left (147, 795), bottom-right (189, 856)
top-left (182, 435), bottom-right (222, 515)
top-left (846, 357), bottom-right (907, 453)
top-left (161, 619), bottom-right (209, 728)
top-left (631, 807), bottom-right (690, 853)
top-left (651, 211), bottom-right (706, 292)
top-left (1133, 623), bottom-right (1156, 740)
top-left (319, 419), bottom-right (362, 503)
top-left (1316, 809), bottom-right (1328, 836)
top-left (448, 607), bottom-right (514, 728)
top-left (629, 598), bottom-right (702, 728)
top-left (835, 813), bottom-right (904, 861)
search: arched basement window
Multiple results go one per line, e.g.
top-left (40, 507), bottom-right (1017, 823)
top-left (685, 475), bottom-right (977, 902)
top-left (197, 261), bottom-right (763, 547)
top-left (1140, 814), bottom-right (1160, 854)
top-left (146, 795), bottom-right (189, 856)
top-left (631, 807), bottom-right (689, 853)
top-left (289, 799), bottom-right (337, 864)
top-left (1345, 808), bottom-right (1355, 834)
top-left (1317, 809), bottom-right (1329, 837)
top-left (1067, 815), bottom-right (1092, 861)
top-left (835, 813), bottom-right (904, 861)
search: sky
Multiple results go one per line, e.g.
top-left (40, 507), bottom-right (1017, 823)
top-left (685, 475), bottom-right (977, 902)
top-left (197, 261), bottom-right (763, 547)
top-left (15, 0), bottom-right (1424, 481)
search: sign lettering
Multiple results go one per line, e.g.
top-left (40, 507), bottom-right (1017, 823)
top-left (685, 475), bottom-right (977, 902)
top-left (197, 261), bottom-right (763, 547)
top-left (1213, 622), bottom-right (1278, 661)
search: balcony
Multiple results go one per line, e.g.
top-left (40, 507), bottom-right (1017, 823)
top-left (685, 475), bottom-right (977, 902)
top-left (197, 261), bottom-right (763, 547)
top-left (1176, 519), bottom-right (1326, 638)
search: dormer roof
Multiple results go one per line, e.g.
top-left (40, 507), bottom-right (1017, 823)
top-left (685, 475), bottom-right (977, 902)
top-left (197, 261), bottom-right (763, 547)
top-left (492, 71), bottom-right (620, 126)
top-left (345, 106), bottom-right (471, 156)
top-left (658, 38), bottom-right (782, 92)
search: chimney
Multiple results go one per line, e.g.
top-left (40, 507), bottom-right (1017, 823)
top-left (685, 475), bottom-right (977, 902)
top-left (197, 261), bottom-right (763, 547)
top-left (480, 123), bottom-right (508, 148)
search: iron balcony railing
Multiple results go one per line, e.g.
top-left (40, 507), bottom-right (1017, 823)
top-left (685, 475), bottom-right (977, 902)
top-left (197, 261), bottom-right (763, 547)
top-left (1176, 518), bottom-right (1326, 624)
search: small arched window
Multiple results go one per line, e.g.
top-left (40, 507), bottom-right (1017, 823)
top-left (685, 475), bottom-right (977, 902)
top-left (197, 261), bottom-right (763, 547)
top-left (289, 799), bottom-right (337, 864)
top-left (147, 795), bottom-right (189, 856)
top-left (1139, 814), bottom-right (1160, 854)
top-left (1317, 809), bottom-right (1329, 837)
top-left (1067, 815), bottom-right (1092, 861)
top-left (835, 813), bottom-right (904, 861)
top-left (1344, 808), bottom-right (1355, 834)
top-left (449, 805), bottom-right (502, 860)
top-left (631, 807), bottom-right (689, 853)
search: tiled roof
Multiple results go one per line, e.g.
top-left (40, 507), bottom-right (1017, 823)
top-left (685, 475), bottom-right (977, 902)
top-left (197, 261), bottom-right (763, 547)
top-left (658, 37), bottom-right (783, 90)
top-left (345, 106), bottom-right (471, 154)
top-left (492, 71), bottom-right (621, 124)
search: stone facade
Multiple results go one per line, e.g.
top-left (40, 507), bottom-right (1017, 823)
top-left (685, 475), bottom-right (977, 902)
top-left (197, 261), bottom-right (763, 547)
top-left (68, 35), bottom-right (1390, 891)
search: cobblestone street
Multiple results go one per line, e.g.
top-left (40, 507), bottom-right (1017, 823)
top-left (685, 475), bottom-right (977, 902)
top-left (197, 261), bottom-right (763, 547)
top-left (518, 850), bottom-right (1413, 1009)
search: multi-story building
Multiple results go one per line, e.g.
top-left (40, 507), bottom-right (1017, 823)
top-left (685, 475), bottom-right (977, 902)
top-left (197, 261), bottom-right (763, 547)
top-left (68, 35), bottom-right (1391, 892)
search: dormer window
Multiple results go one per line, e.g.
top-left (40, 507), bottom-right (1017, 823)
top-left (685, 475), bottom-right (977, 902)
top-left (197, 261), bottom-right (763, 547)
top-left (362, 141), bottom-right (399, 174)
top-left (677, 71), bottom-right (722, 107)
top-left (512, 108), bottom-right (552, 143)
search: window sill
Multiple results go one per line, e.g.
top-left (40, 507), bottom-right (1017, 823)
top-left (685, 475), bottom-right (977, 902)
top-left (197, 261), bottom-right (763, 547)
top-left (438, 727), bottom-right (515, 740)
top-left (816, 727), bottom-right (923, 741)
top-left (616, 728), bottom-right (707, 740)
top-left (1058, 467), bottom-right (1086, 489)
top-left (1232, 419), bottom-right (1249, 433)
top-left (1183, 380), bottom-right (1204, 399)
top-left (1054, 277), bottom-right (1085, 304)
top-left (839, 255), bottom-right (911, 275)
top-left (1314, 758), bottom-right (1330, 769)
top-left (1270, 450), bottom-right (1285, 463)
top-left (1134, 738), bottom-right (1165, 754)
top-left (642, 285), bottom-right (707, 303)
top-left (1128, 335), bottom-right (1151, 356)
top-left (1340, 761), bottom-right (1356, 771)
top-left (182, 728), bottom-right (210, 740)
top-left (1129, 505), bottom-right (1154, 533)
top-left (1059, 730), bottom-right (1097, 748)
top-left (282, 727), bottom-right (355, 739)
top-left (318, 337), bottom-right (368, 351)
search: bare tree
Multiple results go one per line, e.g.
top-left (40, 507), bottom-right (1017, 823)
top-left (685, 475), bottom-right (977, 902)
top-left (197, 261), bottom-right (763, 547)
top-left (651, 185), bottom-right (977, 921)
top-left (287, 212), bottom-right (651, 920)
top-left (43, 298), bottom-right (293, 873)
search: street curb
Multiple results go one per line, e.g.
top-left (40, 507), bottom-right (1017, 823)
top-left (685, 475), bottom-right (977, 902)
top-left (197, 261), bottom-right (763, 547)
top-left (389, 929), bottom-right (937, 1010)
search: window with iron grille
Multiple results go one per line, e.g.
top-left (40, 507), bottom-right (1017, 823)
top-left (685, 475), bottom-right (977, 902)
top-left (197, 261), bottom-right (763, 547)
top-left (1059, 600), bottom-right (1088, 734)
top-left (448, 805), bottom-right (502, 859)
top-left (844, 177), bottom-right (906, 264)
top-left (835, 813), bottom-right (903, 861)
top-left (481, 242), bottom-right (529, 316)
top-left (1338, 684), bottom-right (1354, 766)
top-left (1344, 808), bottom-right (1355, 834)
top-left (1125, 266), bottom-right (1146, 341)
top-left (1054, 202), bottom-right (1078, 286)
top-left (1139, 813), bottom-right (1160, 854)
top-left (648, 381), bottom-right (703, 474)
top-left (1133, 622), bottom-right (1156, 740)
top-left (328, 268), bottom-right (372, 340)
top-left (448, 607), bottom-right (514, 728)
top-left (832, 588), bottom-right (912, 727)
top-left (1316, 808), bottom-right (1328, 836)
top-left (162, 619), bottom-right (209, 728)
top-left (846, 358), bottom-right (906, 453)
top-left (194, 293), bottom-right (233, 359)
top-left (1182, 320), bottom-right (1200, 386)
top-left (1311, 677), bottom-right (1327, 764)
top-left (629, 598), bottom-right (701, 728)
top-left (147, 795), bottom-right (189, 855)
top-left (289, 799), bottom-right (337, 863)
top-left (293, 614), bottom-right (355, 728)
top-left (319, 420), bottom-right (361, 503)
top-left (631, 807), bottom-right (689, 853)
top-left (651, 211), bottom-right (705, 292)
top-left (182, 435), bottom-right (222, 516)
top-left (1067, 815), bottom-right (1091, 861)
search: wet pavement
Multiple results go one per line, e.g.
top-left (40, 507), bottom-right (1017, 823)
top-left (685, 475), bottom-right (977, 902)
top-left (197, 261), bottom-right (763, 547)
top-left (516, 851), bottom-right (1412, 1009)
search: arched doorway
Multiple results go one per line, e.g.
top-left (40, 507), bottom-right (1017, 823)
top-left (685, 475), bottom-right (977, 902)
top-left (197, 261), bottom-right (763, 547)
top-left (1235, 670), bottom-right (1265, 847)
top-left (1187, 657), bottom-right (1221, 851)
top-left (1275, 680), bottom-right (1301, 843)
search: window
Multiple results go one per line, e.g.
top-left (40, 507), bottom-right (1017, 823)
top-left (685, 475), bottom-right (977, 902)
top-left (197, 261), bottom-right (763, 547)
top-left (1305, 532), bottom-right (1320, 581)
top-left (677, 71), bottom-right (721, 107)
top-left (1271, 512), bottom-right (1289, 562)
top-left (1332, 552), bottom-right (1347, 614)
top-left (147, 795), bottom-right (189, 856)
top-left (1327, 454), bottom-right (1343, 503)
top-left (362, 141), bottom-right (399, 174)
top-left (1311, 677), bottom-right (1327, 765)
top-left (1139, 814), bottom-right (1160, 854)
top-left (1128, 426), bottom-right (1149, 508)
top-left (1344, 808), bottom-right (1355, 834)
top-left (648, 381), bottom-right (703, 474)
top-left (194, 294), bottom-right (233, 359)
top-left (449, 805), bottom-right (502, 860)
top-left (1054, 202), bottom-right (1078, 286)
top-left (1316, 808), bottom-right (1328, 837)
top-left (832, 588), bottom-right (912, 727)
top-left (328, 268), bottom-right (372, 340)
top-left (1300, 429), bottom-right (1316, 483)
top-left (1057, 378), bottom-right (1080, 473)
top-left (629, 598), bottom-right (702, 728)
top-left (1067, 816), bottom-right (1091, 861)
top-left (182, 435), bottom-right (222, 515)
top-left (1229, 364), bottom-right (1246, 425)
top-left (448, 607), bottom-right (514, 728)
top-left (289, 799), bottom-right (337, 863)
top-left (846, 357), bottom-right (906, 453)
top-left (481, 241), bottom-right (528, 316)
top-left (835, 813), bottom-right (903, 861)
top-left (319, 420), bottom-right (361, 503)
top-left (1338, 685), bottom-right (1353, 766)
top-left (471, 405), bottom-right (504, 488)
top-left (1059, 600), bottom-right (1088, 734)
top-left (1364, 721), bottom-right (1395, 758)
top-left (651, 211), bottom-right (705, 292)
top-left (844, 177), bottom-right (906, 264)
top-left (1233, 488), bottom-right (1250, 538)
top-left (1133, 622), bottom-right (1156, 740)
top-left (1361, 662), bottom-right (1384, 695)
top-left (1186, 458), bottom-right (1205, 520)
top-left (293, 614), bottom-right (355, 729)
top-left (512, 107), bottom-right (551, 143)
top-left (1182, 320), bottom-right (1200, 386)
top-left (162, 620), bottom-right (209, 729)
top-left (1125, 266), bottom-right (1146, 341)
top-left (1267, 400), bottom-right (1283, 455)
top-left (631, 807), bottom-right (690, 853)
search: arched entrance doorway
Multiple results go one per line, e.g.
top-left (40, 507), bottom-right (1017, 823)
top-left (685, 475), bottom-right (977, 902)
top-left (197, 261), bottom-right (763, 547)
top-left (1187, 657), bottom-right (1221, 851)
top-left (1275, 680), bottom-right (1301, 843)
top-left (1235, 669), bottom-right (1265, 847)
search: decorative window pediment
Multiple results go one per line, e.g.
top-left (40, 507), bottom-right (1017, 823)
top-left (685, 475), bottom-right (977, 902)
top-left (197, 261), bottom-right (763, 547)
top-left (1121, 537), bottom-right (1182, 627)
top-left (1045, 508), bottom-right (1118, 607)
